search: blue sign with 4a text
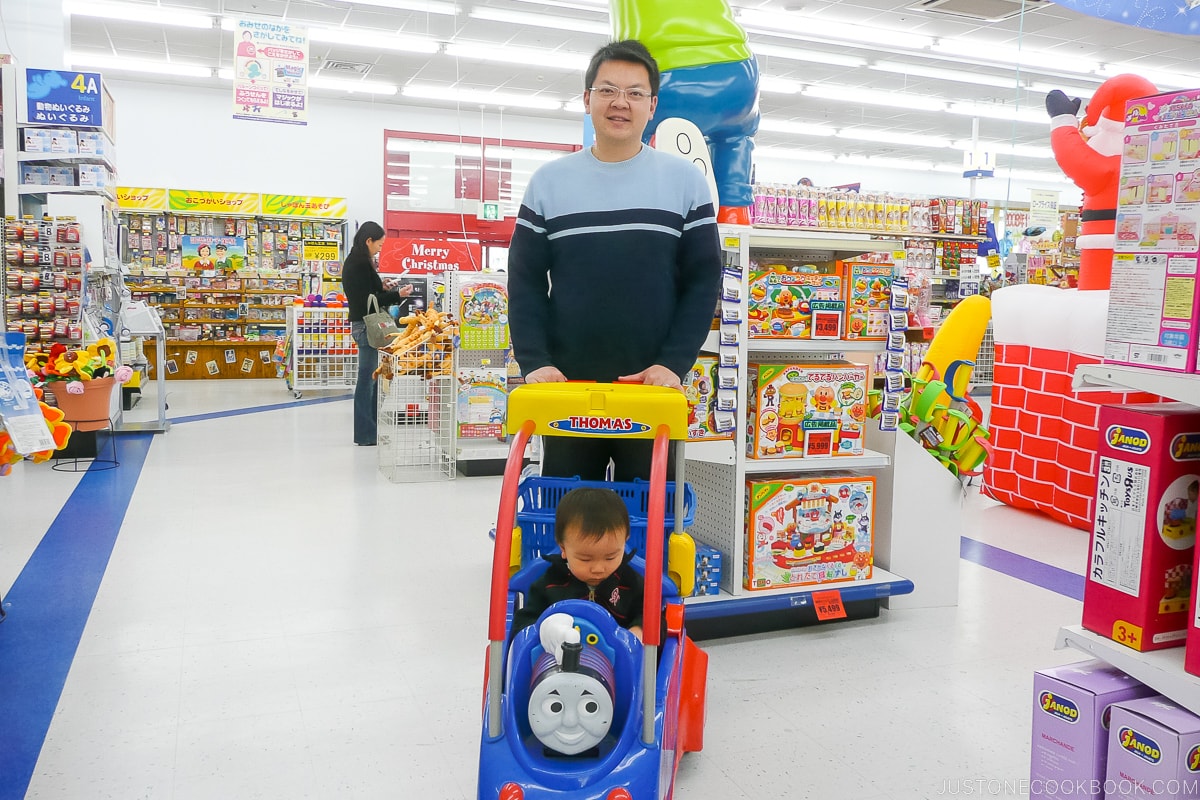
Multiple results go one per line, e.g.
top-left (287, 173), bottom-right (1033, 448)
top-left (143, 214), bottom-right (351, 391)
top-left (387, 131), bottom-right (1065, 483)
top-left (25, 69), bottom-right (104, 127)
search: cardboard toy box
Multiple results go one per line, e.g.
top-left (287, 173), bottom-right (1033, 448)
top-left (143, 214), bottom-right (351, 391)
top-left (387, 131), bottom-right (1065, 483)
top-left (1083, 403), bottom-right (1200, 652)
top-left (746, 362), bottom-right (868, 459)
top-left (1105, 696), bottom-right (1200, 799)
top-left (844, 261), bottom-right (893, 340)
top-left (683, 356), bottom-right (732, 442)
top-left (747, 267), bottom-right (844, 339)
top-left (743, 474), bottom-right (874, 591)
top-left (1031, 661), bottom-right (1155, 799)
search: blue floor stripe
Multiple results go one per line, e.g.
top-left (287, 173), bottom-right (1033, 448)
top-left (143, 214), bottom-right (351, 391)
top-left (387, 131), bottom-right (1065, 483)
top-left (0, 433), bottom-right (154, 800)
top-left (960, 536), bottom-right (1085, 601)
top-left (169, 392), bottom-right (350, 425)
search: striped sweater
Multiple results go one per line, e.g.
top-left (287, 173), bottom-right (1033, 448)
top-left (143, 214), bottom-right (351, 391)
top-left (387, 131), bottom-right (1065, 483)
top-left (508, 146), bottom-right (721, 382)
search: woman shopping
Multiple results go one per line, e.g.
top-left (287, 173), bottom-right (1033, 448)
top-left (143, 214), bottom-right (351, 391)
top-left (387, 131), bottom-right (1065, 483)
top-left (342, 221), bottom-right (412, 446)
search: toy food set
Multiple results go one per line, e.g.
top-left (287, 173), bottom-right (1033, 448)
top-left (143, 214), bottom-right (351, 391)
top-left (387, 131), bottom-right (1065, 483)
top-left (683, 356), bottom-right (733, 442)
top-left (747, 264), bottom-right (844, 339)
top-left (1104, 696), bottom-right (1200, 800)
top-left (744, 474), bottom-right (874, 590)
top-left (1084, 403), bottom-right (1200, 652)
top-left (844, 260), bottom-right (893, 340)
top-left (746, 362), bottom-right (868, 459)
top-left (1107, 89), bottom-right (1200, 373)
top-left (1030, 661), bottom-right (1155, 799)
top-left (692, 543), bottom-right (724, 597)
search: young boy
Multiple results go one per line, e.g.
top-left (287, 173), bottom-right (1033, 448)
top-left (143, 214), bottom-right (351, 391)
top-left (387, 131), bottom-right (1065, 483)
top-left (512, 487), bottom-right (644, 640)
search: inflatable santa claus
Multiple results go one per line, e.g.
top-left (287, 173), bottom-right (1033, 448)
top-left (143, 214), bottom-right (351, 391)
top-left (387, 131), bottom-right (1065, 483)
top-left (1045, 74), bottom-right (1157, 290)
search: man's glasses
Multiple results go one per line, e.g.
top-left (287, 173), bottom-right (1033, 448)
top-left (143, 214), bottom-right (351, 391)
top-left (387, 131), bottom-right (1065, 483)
top-left (589, 85), bottom-right (653, 103)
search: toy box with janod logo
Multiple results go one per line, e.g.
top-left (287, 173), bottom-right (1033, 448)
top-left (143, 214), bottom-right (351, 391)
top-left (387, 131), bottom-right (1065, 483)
top-left (747, 265), bottom-right (844, 339)
top-left (1083, 403), bottom-right (1200, 652)
top-left (743, 474), bottom-right (874, 591)
top-left (1030, 661), bottom-right (1155, 800)
top-left (746, 362), bottom-right (868, 459)
top-left (1104, 696), bottom-right (1200, 800)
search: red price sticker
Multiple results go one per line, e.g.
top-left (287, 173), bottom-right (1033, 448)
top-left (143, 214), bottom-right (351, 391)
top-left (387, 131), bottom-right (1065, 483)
top-left (812, 590), bottom-right (846, 621)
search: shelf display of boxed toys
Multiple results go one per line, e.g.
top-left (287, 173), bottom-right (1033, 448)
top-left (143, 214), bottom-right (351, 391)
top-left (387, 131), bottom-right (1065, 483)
top-left (124, 271), bottom-right (301, 342)
top-left (3, 217), bottom-right (86, 351)
top-left (750, 184), bottom-right (987, 237)
top-left (746, 361), bottom-right (869, 459)
top-left (747, 254), bottom-right (896, 342)
top-left (743, 474), bottom-right (874, 591)
top-left (683, 356), bottom-right (735, 442)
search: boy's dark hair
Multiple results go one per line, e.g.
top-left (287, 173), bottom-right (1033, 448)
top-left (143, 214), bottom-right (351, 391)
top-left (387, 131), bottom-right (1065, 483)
top-left (555, 487), bottom-right (630, 545)
top-left (585, 39), bottom-right (659, 97)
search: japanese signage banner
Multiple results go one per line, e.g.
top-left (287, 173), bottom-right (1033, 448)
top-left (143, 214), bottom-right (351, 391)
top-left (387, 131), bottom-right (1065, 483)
top-left (24, 69), bottom-right (104, 126)
top-left (231, 18), bottom-right (308, 126)
top-left (117, 187), bottom-right (168, 211)
top-left (168, 190), bottom-right (263, 216)
top-left (262, 194), bottom-right (347, 218)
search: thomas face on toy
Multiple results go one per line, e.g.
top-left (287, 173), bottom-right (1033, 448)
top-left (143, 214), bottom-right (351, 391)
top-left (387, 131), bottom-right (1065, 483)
top-left (528, 672), bottom-right (615, 755)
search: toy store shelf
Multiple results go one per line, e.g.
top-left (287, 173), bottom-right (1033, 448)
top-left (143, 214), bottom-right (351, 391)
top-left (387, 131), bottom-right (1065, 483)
top-left (16, 184), bottom-right (115, 200)
top-left (747, 338), bottom-right (887, 354)
top-left (1073, 363), bottom-right (1200, 407)
top-left (905, 233), bottom-right (987, 242)
top-left (743, 450), bottom-right (891, 473)
top-left (17, 151), bottom-right (117, 171)
top-left (684, 568), bottom-right (914, 620)
top-left (684, 439), bottom-right (737, 465)
top-left (745, 227), bottom-right (901, 256)
top-left (458, 441), bottom-right (511, 461)
top-left (1056, 625), bottom-right (1200, 716)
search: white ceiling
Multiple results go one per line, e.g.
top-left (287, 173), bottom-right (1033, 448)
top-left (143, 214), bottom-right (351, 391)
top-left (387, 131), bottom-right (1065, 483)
top-left (65, 0), bottom-right (1200, 178)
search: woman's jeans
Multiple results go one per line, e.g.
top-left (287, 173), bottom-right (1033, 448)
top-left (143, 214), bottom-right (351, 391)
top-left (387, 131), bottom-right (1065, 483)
top-left (351, 322), bottom-right (378, 445)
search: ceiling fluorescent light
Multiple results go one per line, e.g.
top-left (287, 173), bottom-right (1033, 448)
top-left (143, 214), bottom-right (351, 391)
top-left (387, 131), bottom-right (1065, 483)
top-left (869, 61), bottom-right (1019, 90)
top-left (70, 53), bottom-right (212, 79)
top-left (1097, 64), bottom-right (1196, 91)
top-left (507, 0), bottom-right (608, 9)
top-left (468, 8), bottom-right (609, 35)
top-left (952, 140), bottom-right (1054, 159)
top-left (804, 84), bottom-right (946, 112)
top-left (402, 84), bottom-right (564, 111)
top-left (836, 154), bottom-right (935, 171)
top-left (444, 43), bottom-right (589, 71)
top-left (751, 43), bottom-right (866, 69)
top-left (754, 147), bottom-right (837, 162)
top-left (1026, 81), bottom-right (1098, 97)
top-left (757, 118), bottom-right (835, 137)
top-left (310, 76), bottom-right (398, 94)
top-left (309, 25), bottom-right (440, 54)
top-left (947, 102), bottom-right (1044, 124)
top-left (330, 0), bottom-right (459, 14)
top-left (934, 39), bottom-right (1099, 77)
top-left (64, 0), bottom-right (214, 29)
top-left (759, 75), bottom-right (803, 95)
top-left (738, 9), bottom-right (933, 51)
top-left (837, 128), bottom-right (952, 149)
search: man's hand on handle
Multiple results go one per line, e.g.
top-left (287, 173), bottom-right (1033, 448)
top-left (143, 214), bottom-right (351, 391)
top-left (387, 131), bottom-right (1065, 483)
top-left (525, 366), bottom-right (568, 384)
top-left (619, 365), bottom-right (684, 392)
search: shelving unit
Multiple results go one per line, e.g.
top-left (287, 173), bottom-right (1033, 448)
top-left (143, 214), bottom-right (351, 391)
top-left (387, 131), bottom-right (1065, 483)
top-left (679, 225), bottom-right (961, 622)
top-left (1059, 363), bottom-right (1200, 713)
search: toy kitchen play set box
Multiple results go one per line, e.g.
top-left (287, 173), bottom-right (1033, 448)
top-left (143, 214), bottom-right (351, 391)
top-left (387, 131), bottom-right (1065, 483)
top-left (1083, 403), bottom-right (1200, 653)
top-left (1105, 88), bottom-right (1200, 373)
top-left (743, 474), bottom-right (874, 591)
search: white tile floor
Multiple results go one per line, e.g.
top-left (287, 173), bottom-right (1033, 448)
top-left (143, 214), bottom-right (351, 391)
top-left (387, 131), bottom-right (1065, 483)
top-left (0, 380), bottom-right (1097, 799)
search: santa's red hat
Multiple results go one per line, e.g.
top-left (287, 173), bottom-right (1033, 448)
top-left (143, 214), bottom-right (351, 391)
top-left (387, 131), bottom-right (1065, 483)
top-left (1085, 73), bottom-right (1158, 126)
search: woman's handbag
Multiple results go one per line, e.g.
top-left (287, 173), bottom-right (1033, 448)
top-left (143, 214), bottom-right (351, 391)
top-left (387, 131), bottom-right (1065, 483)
top-left (363, 295), bottom-right (399, 349)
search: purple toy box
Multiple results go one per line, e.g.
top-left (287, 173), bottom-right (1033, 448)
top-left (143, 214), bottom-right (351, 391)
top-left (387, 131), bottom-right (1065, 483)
top-left (1106, 696), bottom-right (1200, 799)
top-left (1032, 661), bottom-right (1155, 799)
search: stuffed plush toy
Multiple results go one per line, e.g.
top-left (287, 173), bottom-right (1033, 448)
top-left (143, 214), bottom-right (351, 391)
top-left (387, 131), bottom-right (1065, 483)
top-left (1045, 73), bottom-right (1157, 290)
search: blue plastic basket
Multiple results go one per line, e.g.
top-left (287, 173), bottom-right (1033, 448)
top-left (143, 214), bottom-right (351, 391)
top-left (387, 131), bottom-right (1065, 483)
top-left (515, 476), bottom-right (696, 566)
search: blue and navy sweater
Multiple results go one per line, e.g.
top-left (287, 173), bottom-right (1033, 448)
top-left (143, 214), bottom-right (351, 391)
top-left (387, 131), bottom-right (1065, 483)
top-left (508, 147), bottom-right (722, 381)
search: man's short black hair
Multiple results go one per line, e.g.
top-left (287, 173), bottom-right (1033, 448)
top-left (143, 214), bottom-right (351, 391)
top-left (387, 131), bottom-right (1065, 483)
top-left (555, 487), bottom-right (631, 545)
top-left (585, 39), bottom-right (660, 97)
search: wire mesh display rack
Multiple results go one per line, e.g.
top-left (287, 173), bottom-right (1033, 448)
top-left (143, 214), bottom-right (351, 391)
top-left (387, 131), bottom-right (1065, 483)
top-left (377, 351), bottom-right (456, 482)
top-left (285, 305), bottom-right (357, 398)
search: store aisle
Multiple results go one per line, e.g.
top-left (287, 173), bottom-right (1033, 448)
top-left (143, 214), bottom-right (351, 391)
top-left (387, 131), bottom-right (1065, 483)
top-left (0, 381), bottom-right (1092, 799)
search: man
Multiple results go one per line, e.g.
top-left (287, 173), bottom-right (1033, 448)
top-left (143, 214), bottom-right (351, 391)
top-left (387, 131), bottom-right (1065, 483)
top-left (214, 243), bottom-right (235, 274)
top-left (508, 39), bottom-right (722, 481)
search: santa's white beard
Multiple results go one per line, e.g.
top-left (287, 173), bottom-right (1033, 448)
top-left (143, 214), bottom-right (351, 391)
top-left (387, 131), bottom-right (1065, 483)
top-left (1081, 117), bottom-right (1124, 157)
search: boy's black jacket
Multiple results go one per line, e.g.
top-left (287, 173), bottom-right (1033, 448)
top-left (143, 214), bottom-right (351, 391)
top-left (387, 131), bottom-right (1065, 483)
top-left (511, 550), bottom-right (645, 635)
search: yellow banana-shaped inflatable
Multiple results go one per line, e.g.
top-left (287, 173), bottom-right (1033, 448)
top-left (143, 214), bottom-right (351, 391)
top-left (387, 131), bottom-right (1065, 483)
top-left (915, 294), bottom-right (992, 408)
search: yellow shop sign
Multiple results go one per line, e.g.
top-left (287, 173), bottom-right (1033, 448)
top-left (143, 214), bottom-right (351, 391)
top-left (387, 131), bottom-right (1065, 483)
top-left (116, 187), bottom-right (167, 211)
top-left (303, 240), bottom-right (341, 262)
top-left (262, 194), bottom-right (347, 218)
top-left (168, 190), bottom-right (262, 215)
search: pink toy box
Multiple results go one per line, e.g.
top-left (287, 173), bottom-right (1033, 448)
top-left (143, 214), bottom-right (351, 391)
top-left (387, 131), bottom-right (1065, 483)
top-left (1031, 661), bottom-right (1155, 799)
top-left (1083, 403), bottom-right (1200, 652)
top-left (1106, 89), bottom-right (1200, 373)
top-left (746, 362), bottom-right (868, 459)
top-left (1105, 696), bottom-right (1200, 799)
top-left (743, 474), bottom-right (874, 591)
